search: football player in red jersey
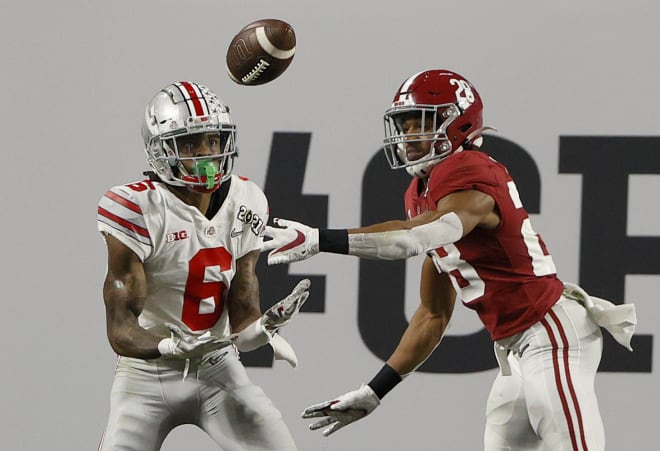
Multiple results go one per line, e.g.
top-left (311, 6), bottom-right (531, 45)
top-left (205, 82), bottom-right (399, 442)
top-left (97, 81), bottom-right (310, 451)
top-left (263, 70), bottom-right (636, 450)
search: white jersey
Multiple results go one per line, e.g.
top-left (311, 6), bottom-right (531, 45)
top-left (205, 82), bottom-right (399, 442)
top-left (97, 175), bottom-right (268, 339)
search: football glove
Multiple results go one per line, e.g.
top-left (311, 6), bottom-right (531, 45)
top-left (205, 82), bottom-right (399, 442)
top-left (262, 218), bottom-right (319, 265)
top-left (158, 323), bottom-right (230, 358)
top-left (302, 384), bottom-right (381, 436)
top-left (232, 279), bottom-right (311, 367)
top-left (262, 278), bottom-right (310, 332)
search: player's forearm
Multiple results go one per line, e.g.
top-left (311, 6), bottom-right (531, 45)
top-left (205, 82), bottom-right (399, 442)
top-left (387, 308), bottom-right (449, 375)
top-left (363, 308), bottom-right (449, 401)
top-left (228, 251), bottom-right (263, 332)
top-left (318, 220), bottom-right (413, 254)
top-left (104, 281), bottom-right (161, 358)
top-left (229, 309), bottom-right (262, 333)
top-left (348, 219), bottom-right (411, 235)
top-left (319, 213), bottom-right (463, 260)
top-left (106, 314), bottom-right (162, 359)
top-left (227, 279), bottom-right (262, 332)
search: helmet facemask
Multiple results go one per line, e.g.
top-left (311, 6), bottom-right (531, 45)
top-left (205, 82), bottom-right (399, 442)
top-left (383, 103), bottom-right (460, 178)
top-left (148, 127), bottom-right (237, 193)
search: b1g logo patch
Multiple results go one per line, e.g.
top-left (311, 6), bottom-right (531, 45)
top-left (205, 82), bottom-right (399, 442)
top-left (166, 230), bottom-right (189, 243)
top-left (237, 205), bottom-right (265, 236)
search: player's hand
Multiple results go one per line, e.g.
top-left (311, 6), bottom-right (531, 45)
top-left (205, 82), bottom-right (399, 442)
top-left (262, 279), bottom-right (310, 367)
top-left (262, 218), bottom-right (319, 265)
top-left (261, 278), bottom-right (310, 332)
top-left (158, 323), bottom-right (230, 358)
top-left (302, 385), bottom-right (381, 436)
top-left (231, 279), bottom-right (310, 366)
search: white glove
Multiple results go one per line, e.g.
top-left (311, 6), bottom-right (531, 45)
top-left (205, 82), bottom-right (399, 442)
top-left (262, 278), bottom-right (310, 332)
top-left (301, 384), bottom-right (381, 436)
top-left (158, 323), bottom-right (230, 359)
top-left (232, 279), bottom-right (311, 367)
top-left (262, 218), bottom-right (320, 265)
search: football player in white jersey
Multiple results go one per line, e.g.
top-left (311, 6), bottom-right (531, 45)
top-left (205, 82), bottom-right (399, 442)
top-left (262, 70), bottom-right (637, 450)
top-left (97, 81), bottom-right (309, 451)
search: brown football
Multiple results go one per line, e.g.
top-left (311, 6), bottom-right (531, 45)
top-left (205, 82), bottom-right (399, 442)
top-left (226, 19), bottom-right (296, 86)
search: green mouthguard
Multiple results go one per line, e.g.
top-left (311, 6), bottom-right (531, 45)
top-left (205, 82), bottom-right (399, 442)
top-left (194, 160), bottom-right (218, 189)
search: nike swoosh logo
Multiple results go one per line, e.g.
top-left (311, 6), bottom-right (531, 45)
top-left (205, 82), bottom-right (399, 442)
top-left (274, 230), bottom-right (305, 254)
top-left (230, 228), bottom-right (243, 238)
top-left (209, 354), bottom-right (226, 365)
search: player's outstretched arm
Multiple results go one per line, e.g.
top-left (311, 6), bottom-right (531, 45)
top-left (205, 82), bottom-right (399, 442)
top-left (263, 190), bottom-right (496, 265)
top-left (262, 212), bottom-right (462, 264)
top-left (301, 257), bottom-right (455, 436)
top-left (386, 257), bottom-right (455, 374)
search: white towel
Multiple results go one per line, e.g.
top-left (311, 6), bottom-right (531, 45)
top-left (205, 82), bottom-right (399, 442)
top-left (563, 282), bottom-right (637, 351)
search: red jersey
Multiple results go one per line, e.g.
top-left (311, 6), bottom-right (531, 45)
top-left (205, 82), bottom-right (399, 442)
top-left (404, 151), bottom-right (564, 340)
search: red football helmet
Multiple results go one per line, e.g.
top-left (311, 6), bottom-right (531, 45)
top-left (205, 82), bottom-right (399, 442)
top-left (383, 70), bottom-right (488, 178)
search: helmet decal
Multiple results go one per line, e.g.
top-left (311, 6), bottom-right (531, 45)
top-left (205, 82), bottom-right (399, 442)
top-left (174, 81), bottom-right (210, 117)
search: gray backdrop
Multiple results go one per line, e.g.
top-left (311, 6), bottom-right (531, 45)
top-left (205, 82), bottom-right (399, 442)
top-left (1, 0), bottom-right (658, 449)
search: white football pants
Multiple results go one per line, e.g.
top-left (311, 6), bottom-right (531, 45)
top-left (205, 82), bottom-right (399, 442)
top-left (484, 295), bottom-right (605, 451)
top-left (98, 346), bottom-right (296, 451)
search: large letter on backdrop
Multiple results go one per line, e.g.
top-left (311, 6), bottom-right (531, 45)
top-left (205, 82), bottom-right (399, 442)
top-left (560, 136), bottom-right (656, 372)
top-left (245, 132), bottom-right (328, 367)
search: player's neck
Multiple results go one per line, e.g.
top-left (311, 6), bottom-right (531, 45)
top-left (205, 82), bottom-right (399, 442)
top-left (166, 185), bottom-right (212, 215)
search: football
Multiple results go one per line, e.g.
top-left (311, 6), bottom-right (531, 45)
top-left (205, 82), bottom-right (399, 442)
top-left (226, 19), bottom-right (296, 86)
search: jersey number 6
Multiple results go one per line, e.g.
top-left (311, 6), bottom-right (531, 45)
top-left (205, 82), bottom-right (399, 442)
top-left (182, 247), bottom-right (232, 330)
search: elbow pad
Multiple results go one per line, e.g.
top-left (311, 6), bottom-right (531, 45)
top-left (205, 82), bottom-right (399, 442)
top-left (348, 212), bottom-right (463, 260)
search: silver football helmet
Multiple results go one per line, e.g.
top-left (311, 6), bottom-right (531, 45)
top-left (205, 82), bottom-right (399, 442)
top-left (142, 81), bottom-right (237, 192)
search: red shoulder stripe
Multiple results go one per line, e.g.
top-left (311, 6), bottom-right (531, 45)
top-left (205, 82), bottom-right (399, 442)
top-left (97, 206), bottom-right (150, 238)
top-left (105, 191), bottom-right (142, 214)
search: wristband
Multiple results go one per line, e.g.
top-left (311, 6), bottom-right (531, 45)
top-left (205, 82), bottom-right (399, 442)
top-left (318, 229), bottom-right (349, 254)
top-left (367, 364), bottom-right (402, 399)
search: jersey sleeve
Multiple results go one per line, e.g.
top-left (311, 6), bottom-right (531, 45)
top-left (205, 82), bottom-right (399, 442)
top-left (426, 151), bottom-right (500, 204)
top-left (97, 185), bottom-right (153, 261)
